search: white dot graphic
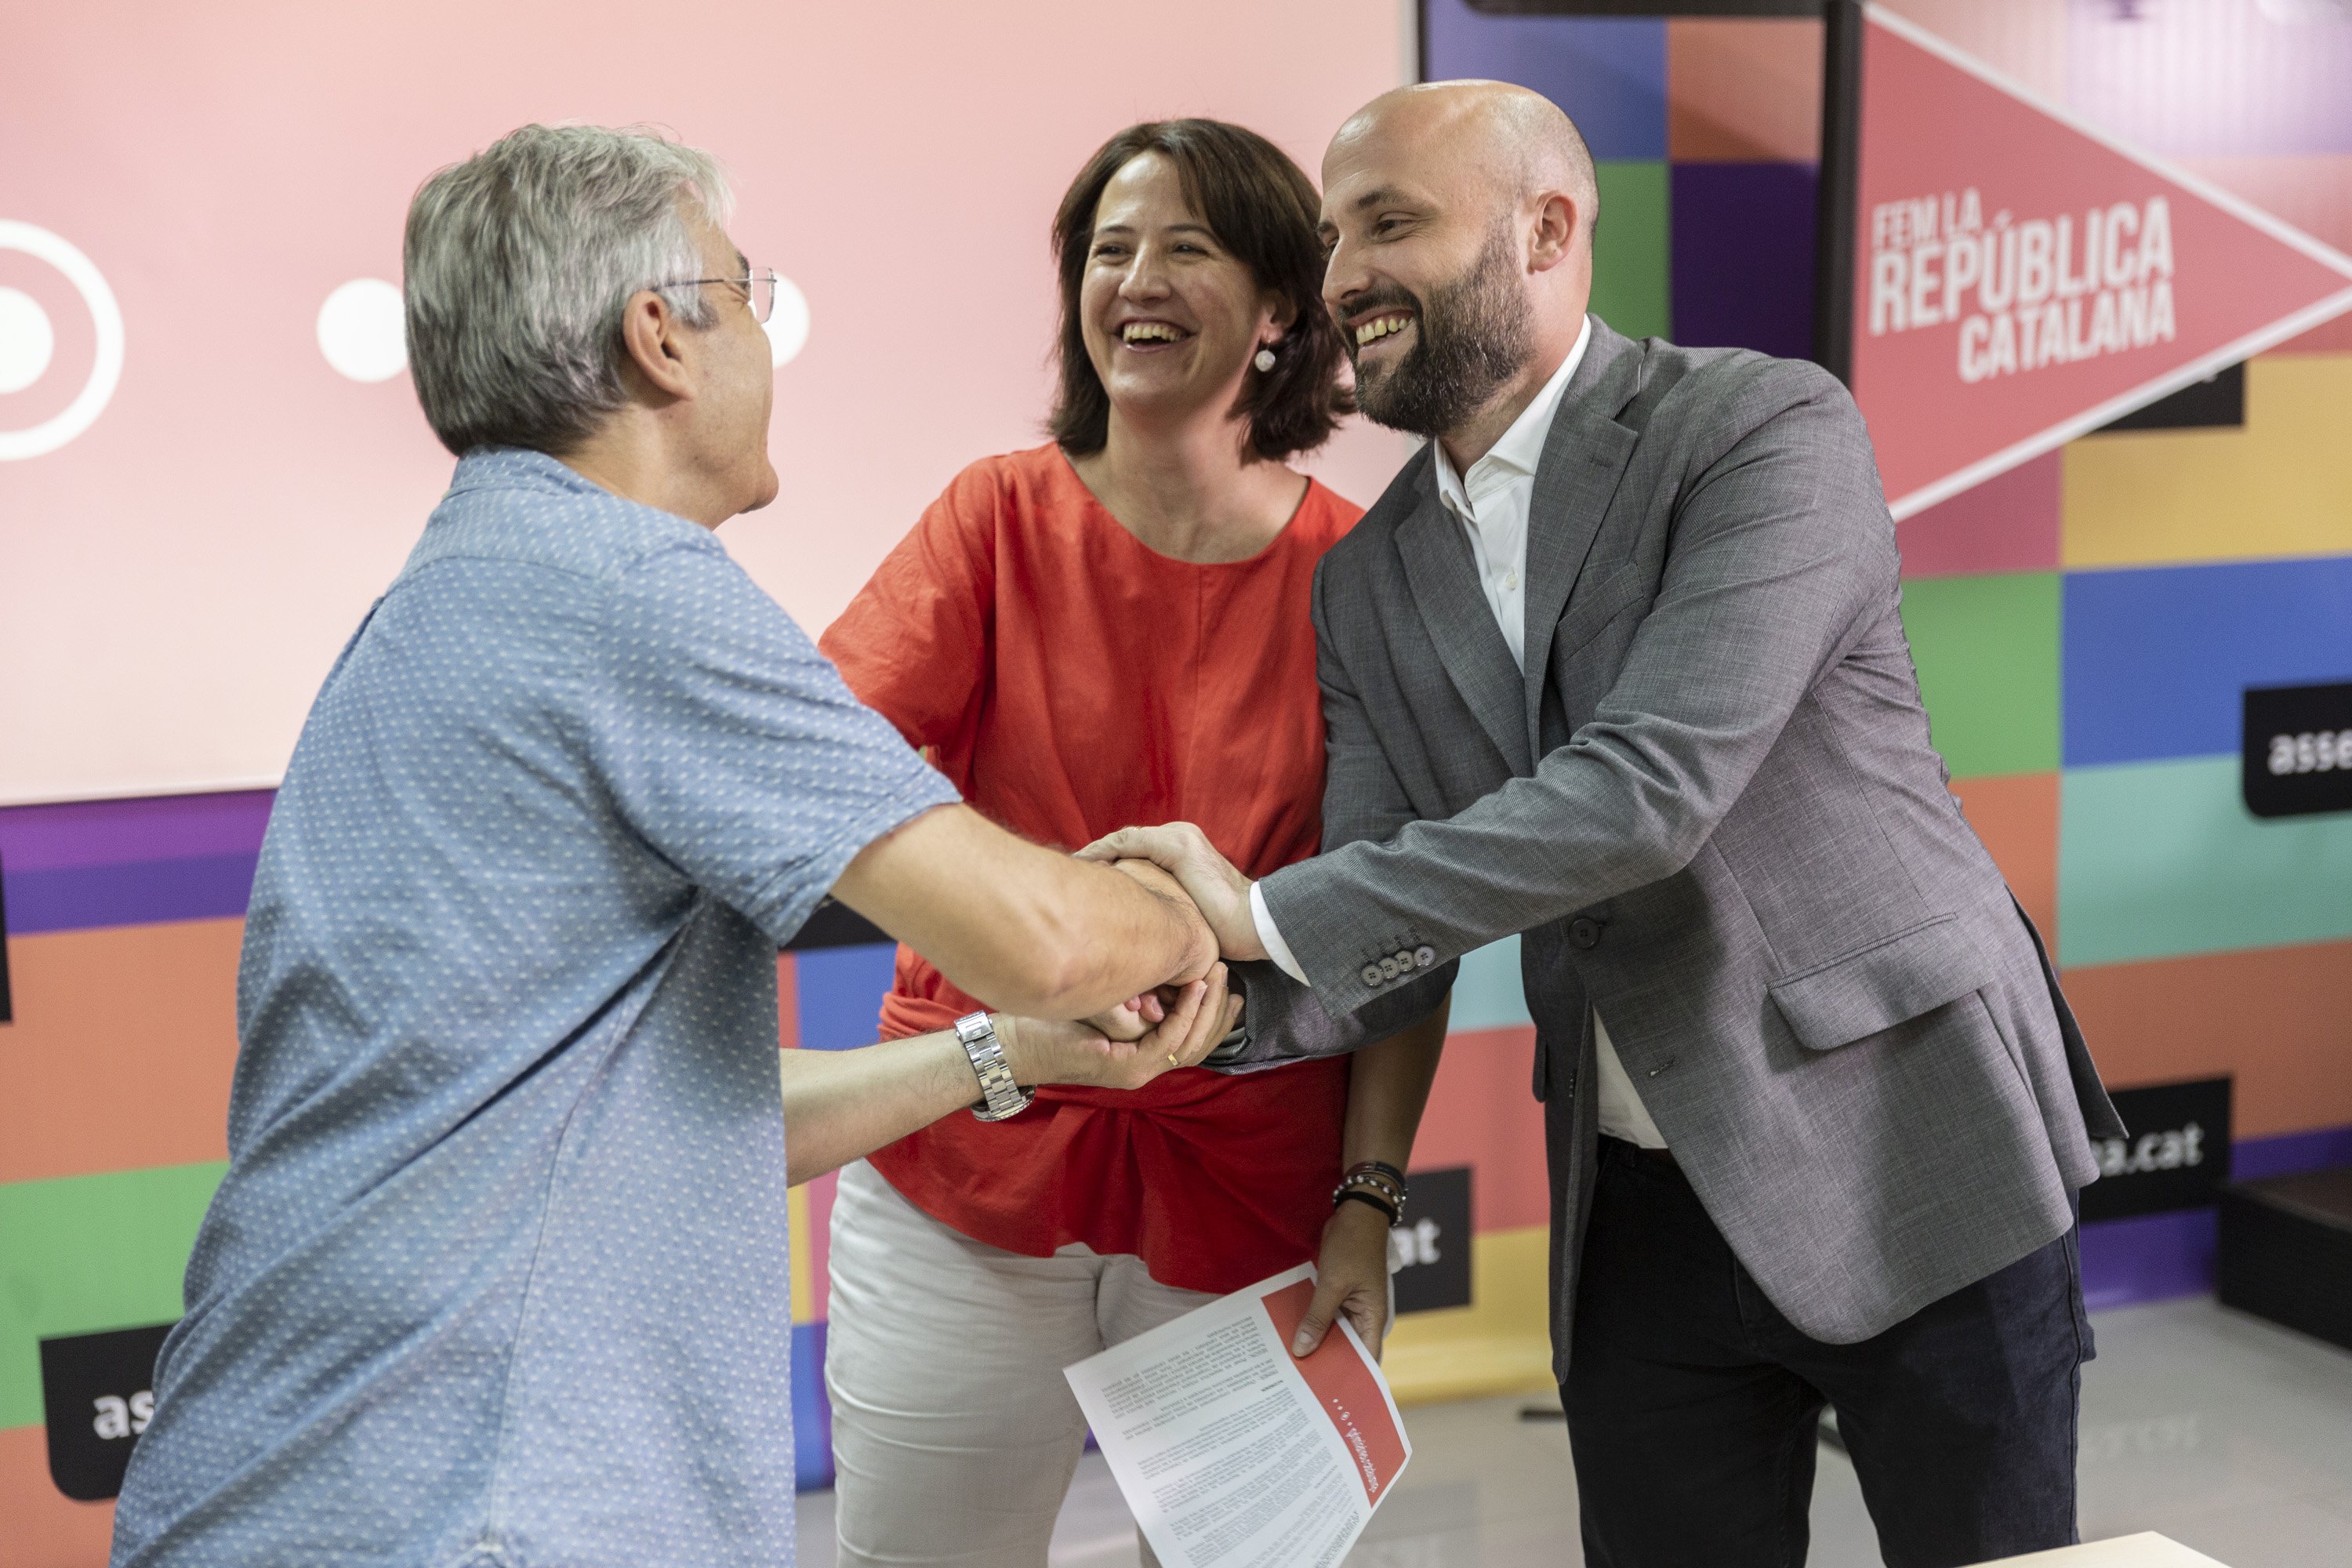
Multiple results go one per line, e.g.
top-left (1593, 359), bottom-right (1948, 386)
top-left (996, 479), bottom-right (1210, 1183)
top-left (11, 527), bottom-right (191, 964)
top-left (318, 278), bottom-right (408, 382)
top-left (0, 285), bottom-right (55, 394)
top-left (0, 220), bottom-right (123, 461)
top-left (764, 274), bottom-right (810, 368)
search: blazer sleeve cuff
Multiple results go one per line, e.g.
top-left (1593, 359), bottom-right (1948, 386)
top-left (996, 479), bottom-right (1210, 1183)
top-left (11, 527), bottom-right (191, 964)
top-left (1259, 857), bottom-right (1442, 1018)
top-left (1250, 880), bottom-right (1310, 986)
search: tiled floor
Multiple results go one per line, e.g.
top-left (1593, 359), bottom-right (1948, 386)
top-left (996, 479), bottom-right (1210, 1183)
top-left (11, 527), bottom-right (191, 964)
top-left (793, 1298), bottom-right (2352, 1566)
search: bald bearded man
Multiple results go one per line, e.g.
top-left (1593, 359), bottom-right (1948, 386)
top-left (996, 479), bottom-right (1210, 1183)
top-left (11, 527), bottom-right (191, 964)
top-left (1091, 82), bottom-right (2123, 1568)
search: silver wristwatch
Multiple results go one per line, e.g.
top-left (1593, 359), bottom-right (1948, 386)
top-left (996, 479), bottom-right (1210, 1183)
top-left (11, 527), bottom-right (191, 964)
top-left (955, 1011), bottom-right (1034, 1122)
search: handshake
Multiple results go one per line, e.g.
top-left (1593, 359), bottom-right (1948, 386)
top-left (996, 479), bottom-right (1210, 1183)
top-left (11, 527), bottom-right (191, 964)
top-left (996, 824), bottom-right (1269, 1093)
top-left (1082, 823), bottom-right (1270, 967)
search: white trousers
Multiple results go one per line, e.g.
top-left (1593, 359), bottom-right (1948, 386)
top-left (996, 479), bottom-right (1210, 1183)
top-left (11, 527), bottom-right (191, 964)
top-left (825, 1159), bottom-right (1214, 1566)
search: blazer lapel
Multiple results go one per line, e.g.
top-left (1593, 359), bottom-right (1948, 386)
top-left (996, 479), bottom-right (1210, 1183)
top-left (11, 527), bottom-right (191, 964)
top-left (1394, 470), bottom-right (1534, 775)
top-left (1521, 321), bottom-right (1646, 741)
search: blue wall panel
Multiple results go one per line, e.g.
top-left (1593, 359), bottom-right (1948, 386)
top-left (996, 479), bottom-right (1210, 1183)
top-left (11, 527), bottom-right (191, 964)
top-left (796, 942), bottom-right (898, 1051)
top-left (2062, 555), bottom-right (2352, 768)
top-left (2, 853), bottom-right (258, 935)
top-left (1422, 0), bottom-right (1665, 159)
top-left (793, 1320), bottom-right (833, 1490)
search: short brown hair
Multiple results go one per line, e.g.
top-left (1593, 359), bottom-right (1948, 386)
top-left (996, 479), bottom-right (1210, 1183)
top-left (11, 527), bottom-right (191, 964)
top-left (1048, 120), bottom-right (1350, 461)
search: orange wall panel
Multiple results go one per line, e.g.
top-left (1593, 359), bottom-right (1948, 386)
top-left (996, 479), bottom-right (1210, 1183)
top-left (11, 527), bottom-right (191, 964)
top-left (0, 920), bottom-right (241, 1185)
top-left (1951, 773), bottom-right (2060, 949)
top-left (0, 1423), bottom-right (117, 1568)
top-left (1412, 1025), bottom-right (1550, 1234)
top-left (1665, 17), bottom-right (1822, 163)
top-left (2063, 939), bottom-right (2352, 1139)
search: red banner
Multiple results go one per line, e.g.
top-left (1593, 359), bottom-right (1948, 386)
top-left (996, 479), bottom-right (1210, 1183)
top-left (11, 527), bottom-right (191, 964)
top-left (1852, 6), bottom-right (2352, 519)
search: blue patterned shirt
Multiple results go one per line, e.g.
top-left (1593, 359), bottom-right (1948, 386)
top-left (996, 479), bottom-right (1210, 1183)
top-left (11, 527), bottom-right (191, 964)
top-left (112, 449), bottom-right (958, 1567)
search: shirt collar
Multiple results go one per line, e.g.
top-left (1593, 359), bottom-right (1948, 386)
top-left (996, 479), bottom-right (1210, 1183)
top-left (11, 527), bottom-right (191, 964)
top-left (444, 445), bottom-right (608, 499)
top-left (1433, 313), bottom-right (1592, 517)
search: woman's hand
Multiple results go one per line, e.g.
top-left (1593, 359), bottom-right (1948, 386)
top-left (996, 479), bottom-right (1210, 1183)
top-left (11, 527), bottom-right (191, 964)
top-left (1000, 964), bottom-right (1240, 1091)
top-left (1290, 1198), bottom-right (1396, 1359)
top-left (1084, 983), bottom-right (1174, 1043)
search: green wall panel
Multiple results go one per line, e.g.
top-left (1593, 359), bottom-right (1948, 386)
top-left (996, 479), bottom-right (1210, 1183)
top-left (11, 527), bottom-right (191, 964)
top-left (0, 1162), bottom-right (223, 1430)
top-left (1591, 161), bottom-right (1670, 341)
top-left (1899, 572), bottom-right (2060, 779)
top-left (2060, 756), bottom-right (2352, 967)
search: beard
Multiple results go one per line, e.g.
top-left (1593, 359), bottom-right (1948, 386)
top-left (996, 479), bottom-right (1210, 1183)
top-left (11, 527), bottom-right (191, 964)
top-left (1347, 223), bottom-right (1534, 437)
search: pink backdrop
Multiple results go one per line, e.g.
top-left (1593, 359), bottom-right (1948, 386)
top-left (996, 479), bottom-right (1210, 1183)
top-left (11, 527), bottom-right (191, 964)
top-left (0, 0), bottom-right (1407, 804)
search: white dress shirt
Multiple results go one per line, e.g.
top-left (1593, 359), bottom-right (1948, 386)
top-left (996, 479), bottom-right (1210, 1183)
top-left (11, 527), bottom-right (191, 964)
top-left (1250, 317), bottom-right (1669, 1149)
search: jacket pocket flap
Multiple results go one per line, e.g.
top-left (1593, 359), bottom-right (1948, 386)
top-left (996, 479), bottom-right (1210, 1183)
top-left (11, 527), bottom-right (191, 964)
top-left (1767, 914), bottom-right (1991, 1052)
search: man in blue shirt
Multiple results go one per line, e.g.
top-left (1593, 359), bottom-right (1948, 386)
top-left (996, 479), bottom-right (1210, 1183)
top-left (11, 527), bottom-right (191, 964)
top-left (111, 125), bottom-right (1227, 1568)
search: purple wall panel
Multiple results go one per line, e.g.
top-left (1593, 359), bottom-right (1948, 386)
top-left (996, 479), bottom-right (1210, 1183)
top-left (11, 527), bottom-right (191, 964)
top-left (2079, 1122), bottom-right (2352, 1312)
top-left (0, 789), bottom-right (275, 935)
top-left (2234, 1123), bottom-right (2352, 1182)
top-left (1666, 162), bottom-right (1817, 361)
top-left (0, 789), bottom-right (274, 870)
top-left (2081, 1207), bottom-right (2217, 1312)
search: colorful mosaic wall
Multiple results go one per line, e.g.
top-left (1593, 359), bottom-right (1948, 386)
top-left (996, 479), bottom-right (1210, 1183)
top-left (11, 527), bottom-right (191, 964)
top-left (4, 1), bottom-right (2348, 1555)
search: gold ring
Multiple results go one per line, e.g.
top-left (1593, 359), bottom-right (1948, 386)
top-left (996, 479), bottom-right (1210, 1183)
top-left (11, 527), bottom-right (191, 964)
top-left (1167, 1053), bottom-right (1180, 1067)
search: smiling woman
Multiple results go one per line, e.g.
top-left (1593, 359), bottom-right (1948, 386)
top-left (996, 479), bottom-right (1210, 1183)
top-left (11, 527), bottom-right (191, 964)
top-left (812, 117), bottom-right (1452, 1568)
top-left (1048, 119), bottom-right (1350, 472)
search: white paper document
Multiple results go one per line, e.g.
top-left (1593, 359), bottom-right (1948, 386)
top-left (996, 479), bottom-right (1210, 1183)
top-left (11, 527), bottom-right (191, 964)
top-left (1064, 1264), bottom-right (1410, 1568)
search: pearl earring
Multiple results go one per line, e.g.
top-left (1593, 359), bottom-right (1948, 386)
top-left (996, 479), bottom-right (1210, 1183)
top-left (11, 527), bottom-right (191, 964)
top-left (1254, 347), bottom-right (1277, 372)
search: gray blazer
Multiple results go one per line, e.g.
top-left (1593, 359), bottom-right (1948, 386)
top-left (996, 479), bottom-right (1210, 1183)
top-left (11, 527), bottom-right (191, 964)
top-left (1249, 318), bottom-right (2123, 1366)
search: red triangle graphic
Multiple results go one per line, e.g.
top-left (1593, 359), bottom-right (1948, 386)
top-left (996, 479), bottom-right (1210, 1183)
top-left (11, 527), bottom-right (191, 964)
top-left (1851, 5), bottom-right (2352, 519)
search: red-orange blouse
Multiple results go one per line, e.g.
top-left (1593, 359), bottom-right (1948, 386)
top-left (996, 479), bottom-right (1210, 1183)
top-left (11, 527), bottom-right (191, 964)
top-left (818, 444), bottom-right (1359, 1294)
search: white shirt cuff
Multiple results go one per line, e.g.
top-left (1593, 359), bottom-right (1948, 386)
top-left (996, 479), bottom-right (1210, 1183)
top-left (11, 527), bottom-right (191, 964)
top-left (1249, 880), bottom-right (1310, 987)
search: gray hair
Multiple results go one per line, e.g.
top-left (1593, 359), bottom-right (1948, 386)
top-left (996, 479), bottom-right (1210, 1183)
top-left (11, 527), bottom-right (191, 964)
top-left (403, 124), bottom-right (735, 456)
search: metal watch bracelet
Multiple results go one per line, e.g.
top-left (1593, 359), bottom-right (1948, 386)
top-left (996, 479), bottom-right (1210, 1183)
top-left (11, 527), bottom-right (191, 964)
top-left (954, 1011), bottom-right (1034, 1122)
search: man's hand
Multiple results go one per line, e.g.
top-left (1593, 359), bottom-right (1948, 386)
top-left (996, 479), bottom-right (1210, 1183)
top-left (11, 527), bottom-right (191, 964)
top-left (1080, 824), bottom-right (1267, 963)
top-left (831, 804), bottom-right (1214, 1019)
top-left (1087, 858), bottom-right (1229, 1039)
top-left (1000, 965), bottom-right (1241, 1091)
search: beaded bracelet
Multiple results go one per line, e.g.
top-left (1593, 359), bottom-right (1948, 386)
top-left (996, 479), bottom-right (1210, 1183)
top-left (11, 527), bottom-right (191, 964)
top-left (1332, 1162), bottom-right (1410, 1226)
top-left (1338, 1174), bottom-right (1405, 1210)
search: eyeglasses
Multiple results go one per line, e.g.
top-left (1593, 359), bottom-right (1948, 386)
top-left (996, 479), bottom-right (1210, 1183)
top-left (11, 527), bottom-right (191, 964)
top-left (663, 267), bottom-right (783, 324)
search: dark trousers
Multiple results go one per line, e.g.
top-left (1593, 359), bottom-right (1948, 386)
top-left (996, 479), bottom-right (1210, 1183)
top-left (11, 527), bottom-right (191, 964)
top-left (1564, 1137), bottom-right (2092, 1568)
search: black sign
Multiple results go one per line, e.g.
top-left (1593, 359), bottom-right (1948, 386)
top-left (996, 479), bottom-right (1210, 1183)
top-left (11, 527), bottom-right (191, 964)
top-left (2097, 362), bottom-right (2245, 433)
top-left (785, 897), bottom-right (891, 952)
top-left (2244, 682), bottom-right (2352, 819)
top-left (1391, 1166), bottom-right (1474, 1315)
top-left (2080, 1077), bottom-right (2231, 1224)
top-left (40, 1322), bottom-right (175, 1501)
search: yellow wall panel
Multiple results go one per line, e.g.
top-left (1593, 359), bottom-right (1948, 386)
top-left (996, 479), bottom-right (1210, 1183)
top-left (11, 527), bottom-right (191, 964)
top-left (787, 1181), bottom-right (815, 1325)
top-left (1383, 1225), bottom-right (1555, 1407)
top-left (2063, 354), bottom-right (2352, 568)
